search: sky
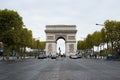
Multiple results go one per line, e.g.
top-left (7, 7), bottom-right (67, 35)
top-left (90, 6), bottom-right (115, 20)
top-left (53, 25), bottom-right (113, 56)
top-left (1, 0), bottom-right (120, 52)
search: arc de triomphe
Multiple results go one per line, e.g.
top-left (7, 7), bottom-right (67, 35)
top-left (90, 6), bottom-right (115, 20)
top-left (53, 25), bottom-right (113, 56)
top-left (45, 25), bottom-right (77, 56)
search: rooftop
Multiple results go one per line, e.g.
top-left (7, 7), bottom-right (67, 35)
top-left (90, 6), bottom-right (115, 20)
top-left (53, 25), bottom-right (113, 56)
top-left (46, 25), bottom-right (76, 27)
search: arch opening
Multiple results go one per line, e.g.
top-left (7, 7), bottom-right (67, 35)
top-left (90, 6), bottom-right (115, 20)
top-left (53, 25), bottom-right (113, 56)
top-left (57, 38), bottom-right (65, 55)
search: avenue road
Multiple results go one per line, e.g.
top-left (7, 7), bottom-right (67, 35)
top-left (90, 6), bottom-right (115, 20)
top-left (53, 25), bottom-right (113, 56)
top-left (0, 58), bottom-right (120, 80)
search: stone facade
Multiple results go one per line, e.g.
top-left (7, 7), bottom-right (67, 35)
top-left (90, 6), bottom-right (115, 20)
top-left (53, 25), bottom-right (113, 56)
top-left (45, 25), bottom-right (77, 56)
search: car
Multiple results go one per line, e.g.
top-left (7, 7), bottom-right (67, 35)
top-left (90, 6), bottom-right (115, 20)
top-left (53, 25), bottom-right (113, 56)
top-left (69, 55), bottom-right (78, 59)
top-left (51, 55), bottom-right (57, 59)
top-left (38, 54), bottom-right (47, 59)
top-left (106, 53), bottom-right (119, 60)
top-left (60, 54), bottom-right (66, 58)
top-left (76, 54), bottom-right (82, 58)
top-left (48, 54), bottom-right (51, 58)
top-left (69, 54), bottom-right (82, 59)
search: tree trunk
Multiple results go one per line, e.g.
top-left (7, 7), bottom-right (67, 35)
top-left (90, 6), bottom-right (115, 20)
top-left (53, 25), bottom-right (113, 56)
top-left (111, 40), bottom-right (114, 53)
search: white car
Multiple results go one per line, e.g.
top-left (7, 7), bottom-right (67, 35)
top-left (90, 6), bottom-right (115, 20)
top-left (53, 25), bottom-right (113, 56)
top-left (69, 55), bottom-right (78, 59)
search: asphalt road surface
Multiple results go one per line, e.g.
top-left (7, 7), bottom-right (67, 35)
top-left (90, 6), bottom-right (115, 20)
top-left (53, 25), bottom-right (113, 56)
top-left (0, 58), bottom-right (120, 80)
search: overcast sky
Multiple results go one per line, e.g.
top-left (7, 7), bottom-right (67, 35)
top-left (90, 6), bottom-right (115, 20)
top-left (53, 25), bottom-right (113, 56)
top-left (1, 0), bottom-right (120, 40)
top-left (1, 0), bottom-right (120, 52)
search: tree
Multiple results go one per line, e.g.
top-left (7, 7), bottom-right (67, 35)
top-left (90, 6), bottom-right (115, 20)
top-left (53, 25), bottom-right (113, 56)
top-left (77, 40), bottom-right (86, 50)
top-left (17, 28), bottom-right (33, 58)
top-left (0, 9), bottom-right (23, 33)
top-left (104, 20), bottom-right (120, 53)
top-left (92, 31), bottom-right (101, 52)
top-left (85, 34), bottom-right (94, 49)
top-left (40, 41), bottom-right (46, 51)
top-left (101, 28), bottom-right (107, 47)
top-left (0, 9), bottom-right (24, 60)
top-left (0, 9), bottom-right (23, 48)
top-left (77, 20), bottom-right (120, 57)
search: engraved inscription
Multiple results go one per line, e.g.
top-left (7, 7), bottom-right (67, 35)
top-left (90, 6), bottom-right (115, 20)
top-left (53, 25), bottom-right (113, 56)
top-left (68, 36), bottom-right (75, 40)
top-left (47, 36), bottom-right (54, 40)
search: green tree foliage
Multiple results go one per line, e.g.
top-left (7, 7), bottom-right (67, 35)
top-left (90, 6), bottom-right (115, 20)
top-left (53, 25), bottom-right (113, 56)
top-left (77, 40), bottom-right (86, 50)
top-left (0, 9), bottom-right (23, 32)
top-left (31, 38), bottom-right (36, 49)
top-left (18, 28), bottom-right (33, 57)
top-left (20, 28), bottom-right (33, 47)
top-left (31, 39), bottom-right (46, 51)
top-left (0, 9), bottom-right (47, 59)
top-left (0, 9), bottom-right (34, 59)
top-left (40, 41), bottom-right (46, 51)
top-left (77, 20), bottom-right (120, 57)
top-left (92, 31), bottom-right (101, 46)
top-left (104, 20), bottom-right (116, 43)
top-left (85, 34), bottom-right (94, 49)
top-left (101, 28), bottom-right (106, 44)
top-left (104, 20), bottom-right (120, 49)
top-left (0, 9), bottom-right (23, 45)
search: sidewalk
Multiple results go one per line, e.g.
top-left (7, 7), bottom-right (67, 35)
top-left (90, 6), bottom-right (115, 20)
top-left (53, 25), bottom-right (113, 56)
top-left (0, 56), bottom-right (35, 62)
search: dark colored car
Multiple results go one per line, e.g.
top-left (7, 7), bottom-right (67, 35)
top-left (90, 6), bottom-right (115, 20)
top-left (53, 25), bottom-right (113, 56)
top-left (38, 54), bottom-right (47, 59)
top-left (106, 54), bottom-right (119, 60)
top-left (51, 55), bottom-right (57, 59)
top-left (61, 54), bottom-right (66, 58)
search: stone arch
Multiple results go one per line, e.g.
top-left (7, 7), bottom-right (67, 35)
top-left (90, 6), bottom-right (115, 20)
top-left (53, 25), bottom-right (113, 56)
top-left (45, 25), bottom-right (77, 56)
top-left (55, 35), bottom-right (66, 43)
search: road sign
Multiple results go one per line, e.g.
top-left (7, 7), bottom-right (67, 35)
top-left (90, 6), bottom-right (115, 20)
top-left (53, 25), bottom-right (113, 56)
top-left (0, 48), bottom-right (4, 52)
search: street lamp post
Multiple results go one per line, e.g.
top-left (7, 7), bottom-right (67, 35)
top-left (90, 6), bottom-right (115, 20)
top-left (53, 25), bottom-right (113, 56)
top-left (96, 23), bottom-right (107, 58)
top-left (96, 24), bottom-right (105, 26)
